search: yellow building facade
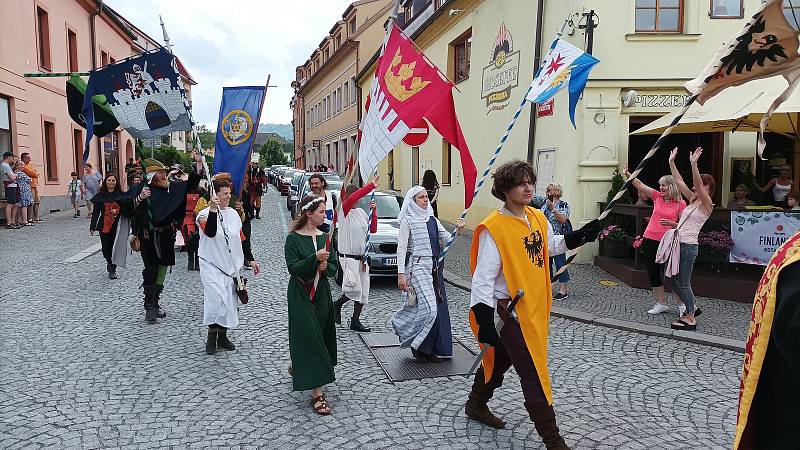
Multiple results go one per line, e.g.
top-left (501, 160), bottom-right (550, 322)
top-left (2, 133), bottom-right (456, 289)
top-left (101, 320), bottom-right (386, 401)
top-left (358, 0), bottom-right (798, 261)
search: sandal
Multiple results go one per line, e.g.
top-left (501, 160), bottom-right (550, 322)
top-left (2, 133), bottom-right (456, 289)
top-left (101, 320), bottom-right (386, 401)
top-left (311, 395), bottom-right (331, 415)
top-left (670, 319), bottom-right (697, 331)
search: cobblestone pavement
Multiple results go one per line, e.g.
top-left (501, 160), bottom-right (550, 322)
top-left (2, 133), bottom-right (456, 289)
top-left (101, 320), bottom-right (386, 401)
top-left (440, 221), bottom-right (753, 341)
top-left (0, 188), bottom-right (741, 449)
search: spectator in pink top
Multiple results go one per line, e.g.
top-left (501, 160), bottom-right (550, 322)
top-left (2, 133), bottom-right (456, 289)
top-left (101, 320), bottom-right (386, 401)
top-left (624, 166), bottom-right (686, 315)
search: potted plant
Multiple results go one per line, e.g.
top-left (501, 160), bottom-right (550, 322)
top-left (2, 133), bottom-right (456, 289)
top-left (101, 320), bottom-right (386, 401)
top-left (698, 230), bottom-right (735, 263)
top-left (598, 224), bottom-right (633, 258)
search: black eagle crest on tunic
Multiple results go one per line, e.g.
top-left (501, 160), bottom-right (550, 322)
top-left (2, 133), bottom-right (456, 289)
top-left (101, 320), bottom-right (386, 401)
top-left (717, 13), bottom-right (788, 77)
top-left (523, 231), bottom-right (545, 268)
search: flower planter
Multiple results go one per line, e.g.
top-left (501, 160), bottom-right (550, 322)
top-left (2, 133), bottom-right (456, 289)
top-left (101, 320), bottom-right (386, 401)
top-left (601, 237), bottom-right (633, 258)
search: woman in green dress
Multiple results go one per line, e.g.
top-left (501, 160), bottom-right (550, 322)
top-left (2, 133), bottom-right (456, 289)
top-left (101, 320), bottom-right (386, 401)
top-left (285, 195), bottom-right (338, 415)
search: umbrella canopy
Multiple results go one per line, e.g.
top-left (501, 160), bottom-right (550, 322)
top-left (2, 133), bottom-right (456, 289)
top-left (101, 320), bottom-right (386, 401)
top-left (630, 77), bottom-right (800, 137)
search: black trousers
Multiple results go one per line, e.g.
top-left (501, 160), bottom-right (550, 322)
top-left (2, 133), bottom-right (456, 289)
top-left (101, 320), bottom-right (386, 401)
top-left (641, 237), bottom-right (665, 288)
top-left (99, 230), bottom-right (116, 265)
top-left (481, 307), bottom-right (549, 409)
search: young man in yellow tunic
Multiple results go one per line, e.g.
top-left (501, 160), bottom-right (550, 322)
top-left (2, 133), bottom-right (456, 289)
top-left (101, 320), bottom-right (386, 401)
top-left (733, 229), bottom-right (800, 449)
top-left (466, 160), bottom-right (600, 449)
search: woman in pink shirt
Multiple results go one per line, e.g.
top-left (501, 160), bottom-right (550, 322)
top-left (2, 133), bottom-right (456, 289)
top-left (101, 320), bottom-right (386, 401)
top-left (625, 166), bottom-right (686, 315)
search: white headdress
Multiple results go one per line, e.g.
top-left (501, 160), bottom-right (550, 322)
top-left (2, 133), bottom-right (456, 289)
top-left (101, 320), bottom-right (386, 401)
top-left (398, 186), bottom-right (433, 224)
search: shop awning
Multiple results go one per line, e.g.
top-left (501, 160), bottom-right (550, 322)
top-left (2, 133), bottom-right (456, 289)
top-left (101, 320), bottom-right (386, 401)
top-left (630, 77), bottom-right (800, 136)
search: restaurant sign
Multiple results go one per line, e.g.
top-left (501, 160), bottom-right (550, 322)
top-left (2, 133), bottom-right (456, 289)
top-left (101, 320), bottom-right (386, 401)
top-left (481, 24), bottom-right (520, 114)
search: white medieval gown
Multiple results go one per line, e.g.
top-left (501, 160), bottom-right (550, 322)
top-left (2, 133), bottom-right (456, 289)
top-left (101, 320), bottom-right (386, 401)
top-left (197, 207), bottom-right (244, 329)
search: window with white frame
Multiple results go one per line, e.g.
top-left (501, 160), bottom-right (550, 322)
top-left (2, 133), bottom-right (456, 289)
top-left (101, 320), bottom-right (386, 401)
top-left (635, 0), bottom-right (683, 32)
top-left (710, 0), bottom-right (743, 18)
top-left (784, 0), bottom-right (800, 30)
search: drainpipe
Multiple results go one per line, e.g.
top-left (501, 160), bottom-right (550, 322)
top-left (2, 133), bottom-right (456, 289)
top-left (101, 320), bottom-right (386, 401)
top-left (89, 1), bottom-right (104, 171)
top-left (526, 0), bottom-right (545, 164)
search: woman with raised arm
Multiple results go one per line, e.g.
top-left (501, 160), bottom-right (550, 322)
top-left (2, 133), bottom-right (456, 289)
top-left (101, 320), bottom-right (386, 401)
top-left (624, 166), bottom-right (686, 315)
top-left (666, 147), bottom-right (715, 330)
top-left (756, 165), bottom-right (794, 208)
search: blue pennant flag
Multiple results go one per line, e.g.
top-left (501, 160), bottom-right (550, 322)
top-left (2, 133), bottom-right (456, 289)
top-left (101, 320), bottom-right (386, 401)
top-left (213, 86), bottom-right (266, 194)
top-left (526, 38), bottom-right (599, 128)
top-left (81, 48), bottom-right (193, 163)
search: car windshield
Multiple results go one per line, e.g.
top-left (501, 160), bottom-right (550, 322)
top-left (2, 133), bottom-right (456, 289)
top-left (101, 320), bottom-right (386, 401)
top-left (327, 180), bottom-right (343, 192)
top-left (357, 194), bottom-right (401, 219)
top-left (292, 172), bottom-right (304, 184)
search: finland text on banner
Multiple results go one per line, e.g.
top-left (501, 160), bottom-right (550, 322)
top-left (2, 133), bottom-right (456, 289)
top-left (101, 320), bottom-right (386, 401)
top-left (730, 211), bottom-right (800, 265)
top-left (358, 26), bottom-right (477, 208)
top-left (81, 48), bottom-right (193, 163)
top-left (684, 0), bottom-right (800, 156)
top-left (526, 38), bottom-right (599, 127)
top-left (213, 86), bottom-right (266, 194)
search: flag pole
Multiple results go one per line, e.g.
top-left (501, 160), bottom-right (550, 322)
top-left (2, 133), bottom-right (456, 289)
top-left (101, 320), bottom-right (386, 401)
top-left (436, 16), bottom-right (572, 265)
top-left (361, 0), bottom-right (403, 261)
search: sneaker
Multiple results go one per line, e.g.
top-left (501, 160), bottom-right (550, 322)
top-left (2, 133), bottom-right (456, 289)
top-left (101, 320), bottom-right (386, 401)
top-left (647, 303), bottom-right (669, 315)
top-left (678, 304), bottom-right (687, 317)
top-left (554, 292), bottom-right (568, 300)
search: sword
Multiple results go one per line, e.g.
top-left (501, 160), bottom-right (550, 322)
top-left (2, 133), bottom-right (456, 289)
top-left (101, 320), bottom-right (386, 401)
top-left (464, 288), bottom-right (524, 378)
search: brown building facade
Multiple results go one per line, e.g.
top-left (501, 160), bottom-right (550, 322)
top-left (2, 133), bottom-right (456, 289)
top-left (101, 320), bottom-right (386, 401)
top-left (0, 0), bottom-right (195, 213)
top-left (291, 0), bottom-right (393, 172)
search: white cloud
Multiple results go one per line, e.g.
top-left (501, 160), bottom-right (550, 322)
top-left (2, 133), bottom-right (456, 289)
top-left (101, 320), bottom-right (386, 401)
top-left (105, 0), bottom-right (354, 129)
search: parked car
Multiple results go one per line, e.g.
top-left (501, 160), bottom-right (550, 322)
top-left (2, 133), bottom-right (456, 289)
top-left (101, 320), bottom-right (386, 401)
top-left (286, 170), bottom-right (306, 210)
top-left (279, 169), bottom-right (301, 196)
top-left (268, 165), bottom-right (286, 185)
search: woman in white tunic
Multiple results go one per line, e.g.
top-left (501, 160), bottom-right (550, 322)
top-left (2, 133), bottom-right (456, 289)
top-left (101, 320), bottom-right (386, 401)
top-left (392, 186), bottom-right (464, 362)
top-left (197, 179), bottom-right (261, 355)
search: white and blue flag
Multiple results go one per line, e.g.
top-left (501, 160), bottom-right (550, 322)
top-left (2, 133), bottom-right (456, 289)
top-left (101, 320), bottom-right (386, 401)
top-left (526, 38), bottom-right (599, 128)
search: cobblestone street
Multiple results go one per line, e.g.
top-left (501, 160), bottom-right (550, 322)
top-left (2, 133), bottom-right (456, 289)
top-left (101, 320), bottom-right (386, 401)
top-left (1, 188), bottom-right (742, 449)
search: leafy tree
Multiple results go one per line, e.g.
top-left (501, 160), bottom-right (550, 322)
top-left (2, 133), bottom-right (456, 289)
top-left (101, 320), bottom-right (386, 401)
top-left (258, 139), bottom-right (289, 167)
top-left (195, 124), bottom-right (216, 151)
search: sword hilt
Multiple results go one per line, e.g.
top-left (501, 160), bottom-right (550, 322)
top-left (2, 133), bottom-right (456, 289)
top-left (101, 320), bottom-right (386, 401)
top-left (464, 289), bottom-right (525, 378)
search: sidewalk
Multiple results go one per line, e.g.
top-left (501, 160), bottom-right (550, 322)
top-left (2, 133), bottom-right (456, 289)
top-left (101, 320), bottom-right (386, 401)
top-left (440, 220), bottom-right (752, 351)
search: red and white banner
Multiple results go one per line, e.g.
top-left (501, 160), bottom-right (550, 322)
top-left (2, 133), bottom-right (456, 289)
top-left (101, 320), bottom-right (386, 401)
top-left (358, 27), bottom-right (477, 207)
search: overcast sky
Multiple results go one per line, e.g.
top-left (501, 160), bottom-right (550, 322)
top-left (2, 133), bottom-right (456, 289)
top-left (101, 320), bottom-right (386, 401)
top-left (106, 0), bottom-right (354, 129)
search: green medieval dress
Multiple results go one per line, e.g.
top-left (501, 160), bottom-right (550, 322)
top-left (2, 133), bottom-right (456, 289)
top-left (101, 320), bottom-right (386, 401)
top-left (285, 231), bottom-right (338, 391)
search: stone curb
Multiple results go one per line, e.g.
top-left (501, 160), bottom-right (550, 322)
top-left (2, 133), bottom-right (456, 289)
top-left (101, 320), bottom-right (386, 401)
top-left (442, 269), bottom-right (745, 353)
top-left (62, 243), bottom-right (102, 263)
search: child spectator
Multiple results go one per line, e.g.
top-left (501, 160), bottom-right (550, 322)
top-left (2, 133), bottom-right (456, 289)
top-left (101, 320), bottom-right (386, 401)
top-left (67, 172), bottom-right (84, 218)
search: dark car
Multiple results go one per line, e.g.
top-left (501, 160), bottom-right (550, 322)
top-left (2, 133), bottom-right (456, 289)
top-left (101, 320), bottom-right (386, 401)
top-left (290, 172), bottom-right (342, 218)
top-left (286, 170), bottom-right (306, 210)
top-left (279, 169), bottom-right (301, 196)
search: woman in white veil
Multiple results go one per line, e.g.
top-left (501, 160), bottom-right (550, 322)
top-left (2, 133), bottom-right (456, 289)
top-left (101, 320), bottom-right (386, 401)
top-left (392, 186), bottom-right (464, 361)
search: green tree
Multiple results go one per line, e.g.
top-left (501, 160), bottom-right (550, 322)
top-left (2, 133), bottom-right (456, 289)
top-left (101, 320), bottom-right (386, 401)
top-left (258, 139), bottom-right (289, 167)
top-left (196, 124), bottom-right (216, 151)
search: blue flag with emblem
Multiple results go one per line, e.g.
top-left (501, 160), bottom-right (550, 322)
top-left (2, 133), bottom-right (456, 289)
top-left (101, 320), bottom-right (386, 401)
top-left (526, 38), bottom-right (599, 128)
top-left (213, 86), bottom-right (266, 194)
top-left (81, 48), bottom-right (193, 163)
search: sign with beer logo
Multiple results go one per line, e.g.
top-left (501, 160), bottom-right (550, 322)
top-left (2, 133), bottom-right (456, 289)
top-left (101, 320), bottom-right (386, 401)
top-left (537, 99), bottom-right (554, 117)
top-left (481, 24), bottom-right (520, 114)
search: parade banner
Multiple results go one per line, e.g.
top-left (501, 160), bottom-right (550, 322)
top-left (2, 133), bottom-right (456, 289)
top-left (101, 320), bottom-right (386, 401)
top-left (730, 211), bottom-right (800, 265)
top-left (526, 37), bottom-right (599, 127)
top-left (359, 26), bottom-right (477, 208)
top-left (66, 75), bottom-right (119, 138)
top-left (213, 86), bottom-right (266, 194)
top-left (81, 48), bottom-right (193, 163)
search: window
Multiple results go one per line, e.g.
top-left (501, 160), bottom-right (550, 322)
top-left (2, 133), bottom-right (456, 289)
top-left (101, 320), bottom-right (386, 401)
top-left (442, 141), bottom-right (452, 185)
top-left (36, 6), bottom-right (51, 70)
top-left (351, 78), bottom-right (358, 105)
top-left (335, 34), bottom-right (341, 49)
top-left (635, 0), bottom-right (683, 32)
top-left (784, 0), bottom-right (800, 30)
top-left (452, 32), bottom-right (472, 83)
top-left (434, 0), bottom-right (443, 9)
top-left (43, 120), bottom-right (57, 181)
top-left (67, 29), bottom-right (78, 72)
top-left (349, 19), bottom-right (357, 35)
top-left (72, 128), bottom-right (83, 173)
top-left (343, 82), bottom-right (349, 109)
top-left (710, 0), bottom-right (743, 18)
top-left (101, 50), bottom-right (109, 67)
top-left (337, 87), bottom-right (342, 112)
top-left (161, 135), bottom-right (171, 145)
top-left (0, 97), bottom-right (11, 154)
top-left (404, 3), bottom-right (413, 22)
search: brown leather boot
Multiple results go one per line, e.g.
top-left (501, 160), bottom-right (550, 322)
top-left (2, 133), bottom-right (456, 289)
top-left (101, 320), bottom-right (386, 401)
top-left (527, 402), bottom-right (570, 450)
top-left (464, 367), bottom-right (506, 429)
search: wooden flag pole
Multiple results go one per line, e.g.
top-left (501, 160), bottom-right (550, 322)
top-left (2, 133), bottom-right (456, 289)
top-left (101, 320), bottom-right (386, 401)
top-left (239, 75), bottom-right (275, 194)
